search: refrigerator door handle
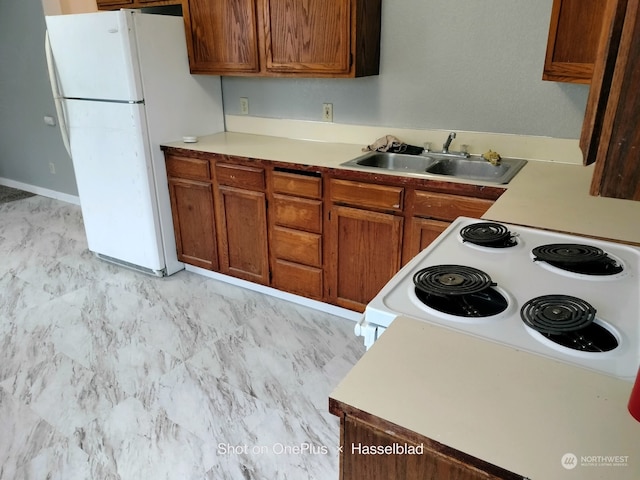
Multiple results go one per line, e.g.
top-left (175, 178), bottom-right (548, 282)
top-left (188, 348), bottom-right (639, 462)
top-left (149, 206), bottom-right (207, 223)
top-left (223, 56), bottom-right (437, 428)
top-left (45, 30), bottom-right (71, 158)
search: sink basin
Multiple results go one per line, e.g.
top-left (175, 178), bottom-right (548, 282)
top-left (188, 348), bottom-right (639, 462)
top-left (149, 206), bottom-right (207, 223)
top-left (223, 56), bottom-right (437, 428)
top-left (425, 157), bottom-right (527, 184)
top-left (341, 152), bottom-right (527, 184)
top-left (343, 152), bottom-right (437, 172)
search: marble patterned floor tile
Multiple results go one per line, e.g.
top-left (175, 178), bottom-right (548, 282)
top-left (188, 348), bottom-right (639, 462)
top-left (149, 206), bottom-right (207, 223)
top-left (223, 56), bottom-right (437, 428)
top-left (0, 352), bottom-right (127, 438)
top-left (78, 397), bottom-right (211, 480)
top-left (0, 271), bottom-right (54, 323)
top-left (0, 386), bottom-right (67, 480)
top-left (0, 196), bottom-right (366, 480)
top-left (14, 439), bottom-right (91, 480)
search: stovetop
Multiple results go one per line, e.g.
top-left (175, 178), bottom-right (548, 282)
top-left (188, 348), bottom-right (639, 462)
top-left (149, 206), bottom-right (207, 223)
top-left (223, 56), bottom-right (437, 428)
top-left (362, 217), bottom-right (640, 380)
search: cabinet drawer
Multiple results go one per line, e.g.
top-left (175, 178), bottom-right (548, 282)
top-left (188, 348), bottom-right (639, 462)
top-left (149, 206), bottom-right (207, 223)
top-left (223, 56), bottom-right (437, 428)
top-left (216, 163), bottom-right (265, 190)
top-left (272, 194), bottom-right (322, 233)
top-left (166, 155), bottom-right (210, 181)
top-left (272, 260), bottom-right (323, 300)
top-left (272, 226), bottom-right (322, 267)
top-left (413, 191), bottom-right (494, 221)
top-left (272, 171), bottom-right (322, 199)
top-left (330, 179), bottom-right (403, 212)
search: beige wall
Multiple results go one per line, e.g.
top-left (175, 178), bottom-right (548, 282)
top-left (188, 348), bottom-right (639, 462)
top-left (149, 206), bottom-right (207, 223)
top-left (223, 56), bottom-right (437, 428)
top-left (42, 0), bottom-right (97, 15)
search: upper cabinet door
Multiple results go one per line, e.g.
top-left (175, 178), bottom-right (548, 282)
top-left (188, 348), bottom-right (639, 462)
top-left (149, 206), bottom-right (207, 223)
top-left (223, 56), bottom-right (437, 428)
top-left (581, 0), bottom-right (640, 200)
top-left (181, 0), bottom-right (380, 77)
top-left (184, 0), bottom-right (260, 74)
top-left (96, 0), bottom-right (132, 6)
top-left (263, 0), bottom-right (351, 74)
top-left (543, 0), bottom-right (608, 84)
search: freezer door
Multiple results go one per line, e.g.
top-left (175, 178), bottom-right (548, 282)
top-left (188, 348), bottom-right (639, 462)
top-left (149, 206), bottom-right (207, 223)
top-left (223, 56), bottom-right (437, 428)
top-left (45, 11), bottom-right (143, 101)
top-left (65, 99), bottom-right (165, 271)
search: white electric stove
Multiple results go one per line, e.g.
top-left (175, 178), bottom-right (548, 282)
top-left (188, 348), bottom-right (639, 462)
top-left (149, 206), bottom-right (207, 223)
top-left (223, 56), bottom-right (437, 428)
top-left (355, 217), bottom-right (640, 381)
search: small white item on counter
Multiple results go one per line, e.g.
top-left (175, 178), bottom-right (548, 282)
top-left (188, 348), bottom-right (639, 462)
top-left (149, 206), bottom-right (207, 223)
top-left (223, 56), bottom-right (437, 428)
top-left (182, 136), bottom-right (198, 143)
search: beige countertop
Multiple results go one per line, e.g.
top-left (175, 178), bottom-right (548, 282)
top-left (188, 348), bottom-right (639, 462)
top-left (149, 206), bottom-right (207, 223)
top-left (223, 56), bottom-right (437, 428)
top-left (483, 161), bottom-right (640, 245)
top-left (163, 131), bottom-right (364, 168)
top-left (330, 316), bottom-right (640, 479)
top-left (164, 132), bottom-right (640, 245)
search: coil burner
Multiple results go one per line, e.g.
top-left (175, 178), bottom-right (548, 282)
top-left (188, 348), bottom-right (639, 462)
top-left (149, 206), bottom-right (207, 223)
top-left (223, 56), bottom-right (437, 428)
top-left (532, 244), bottom-right (623, 276)
top-left (413, 265), bottom-right (508, 317)
top-left (460, 222), bottom-right (517, 248)
top-left (520, 295), bottom-right (618, 352)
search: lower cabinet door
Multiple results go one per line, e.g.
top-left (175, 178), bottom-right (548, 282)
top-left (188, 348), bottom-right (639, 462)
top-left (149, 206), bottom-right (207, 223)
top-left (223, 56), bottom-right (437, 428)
top-left (168, 178), bottom-right (218, 270)
top-left (327, 205), bottom-right (403, 312)
top-left (403, 217), bottom-right (450, 265)
top-left (216, 185), bottom-right (269, 285)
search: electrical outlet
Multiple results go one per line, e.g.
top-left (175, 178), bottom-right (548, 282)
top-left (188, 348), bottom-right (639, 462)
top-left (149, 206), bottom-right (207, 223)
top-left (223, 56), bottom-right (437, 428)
top-left (44, 115), bottom-right (56, 126)
top-left (240, 97), bottom-right (249, 115)
top-left (322, 103), bottom-right (333, 122)
top-left (49, 162), bottom-right (56, 174)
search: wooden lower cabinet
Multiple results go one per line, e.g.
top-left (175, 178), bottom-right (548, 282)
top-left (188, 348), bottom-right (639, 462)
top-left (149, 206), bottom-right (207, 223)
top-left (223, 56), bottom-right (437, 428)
top-left (163, 148), bottom-right (504, 311)
top-left (166, 153), bottom-right (218, 270)
top-left (168, 178), bottom-right (218, 270)
top-left (269, 170), bottom-right (324, 300)
top-left (216, 185), bottom-right (270, 284)
top-left (403, 190), bottom-right (496, 264)
top-left (405, 217), bottom-right (450, 265)
top-left (327, 205), bottom-right (403, 312)
top-left (336, 411), bottom-right (522, 480)
top-left (272, 259), bottom-right (323, 299)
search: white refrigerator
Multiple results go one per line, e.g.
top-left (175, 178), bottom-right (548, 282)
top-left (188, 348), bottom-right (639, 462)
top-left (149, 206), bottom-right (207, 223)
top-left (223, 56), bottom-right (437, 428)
top-left (45, 10), bottom-right (224, 276)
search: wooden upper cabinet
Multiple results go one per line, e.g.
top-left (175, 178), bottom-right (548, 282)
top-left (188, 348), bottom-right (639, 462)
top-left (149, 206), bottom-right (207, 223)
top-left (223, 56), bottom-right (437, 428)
top-left (183, 0), bottom-right (381, 77)
top-left (263, 0), bottom-right (351, 74)
top-left (543, 0), bottom-right (609, 84)
top-left (184, 0), bottom-right (260, 74)
top-left (96, 0), bottom-right (132, 6)
top-left (581, 0), bottom-right (640, 200)
top-left (263, 0), bottom-right (381, 76)
top-left (97, 0), bottom-right (181, 8)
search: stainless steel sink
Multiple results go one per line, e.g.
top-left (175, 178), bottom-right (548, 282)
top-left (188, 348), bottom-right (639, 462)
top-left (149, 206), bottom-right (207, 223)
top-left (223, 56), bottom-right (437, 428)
top-left (425, 157), bottom-right (527, 183)
top-left (343, 152), bottom-right (437, 172)
top-left (340, 152), bottom-right (527, 184)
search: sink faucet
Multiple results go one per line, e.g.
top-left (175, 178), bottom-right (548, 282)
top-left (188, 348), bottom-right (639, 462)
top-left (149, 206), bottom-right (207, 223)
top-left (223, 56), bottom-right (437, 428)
top-left (428, 132), bottom-right (469, 158)
top-left (442, 132), bottom-right (456, 153)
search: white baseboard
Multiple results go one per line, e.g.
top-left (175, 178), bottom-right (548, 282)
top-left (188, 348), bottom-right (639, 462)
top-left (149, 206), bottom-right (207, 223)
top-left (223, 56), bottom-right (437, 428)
top-left (185, 264), bottom-right (363, 323)
top-left (0, 177), bottom-right (80, 205)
